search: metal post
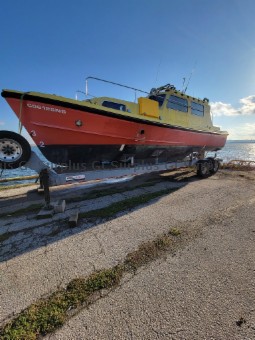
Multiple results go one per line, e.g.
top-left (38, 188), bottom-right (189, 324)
top-left (40, 169), bottom-right (52, 209)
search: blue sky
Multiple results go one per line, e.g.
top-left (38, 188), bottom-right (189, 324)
top-left (1, 0), bottom-right (255, 140)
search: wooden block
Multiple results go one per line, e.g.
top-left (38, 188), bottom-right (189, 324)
top-left (37, 208), bottom-right (54, 219)
top-left (54, 200), bottom-right (66, 213)
top-left (69, 211), bottom-right (79, 227)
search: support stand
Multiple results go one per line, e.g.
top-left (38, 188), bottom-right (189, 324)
top-left (39, 169), bottom-right (52, 210)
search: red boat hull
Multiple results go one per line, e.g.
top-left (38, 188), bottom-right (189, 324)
top-left (3, 93), bottom-right (227, 166)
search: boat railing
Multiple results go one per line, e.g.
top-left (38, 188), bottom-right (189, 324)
top-left (74, 76), bottom-right (150, 102)
top-left (85, 76), bottom-right (149, 96)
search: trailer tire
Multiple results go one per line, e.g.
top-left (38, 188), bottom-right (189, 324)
top-left (206, 157), bottom-right (220, 174)
top-left (0, 131), bottom-right (31, 169)
top-left (196, 160), bottom-right (210, 178)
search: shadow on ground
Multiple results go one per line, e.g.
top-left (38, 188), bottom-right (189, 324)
top-left (0, 169), bottom-right (201, 262)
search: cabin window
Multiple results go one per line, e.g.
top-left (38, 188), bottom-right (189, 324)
top-left (167, 95), bottom-right (188, 112)
top-left (102, 101), bottom-right (126, 111)
top-left (148, 94), bottom-right (166, 107)
top-left (191, 102), bottom-right (204, 116)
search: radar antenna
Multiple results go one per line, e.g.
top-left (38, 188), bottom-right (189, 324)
top-left (183, 61), bottom-right (197, 94)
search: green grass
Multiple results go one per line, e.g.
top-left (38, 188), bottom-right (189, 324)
top-left (169, 228), bottom-right (181, 236)
top-left (0, 227), bottom-right (183, 339)
top-left (0, 232), bottom-right (14, 243)
top-left (65, 179), bottom-right (161, 204)
top-left (124, 234), bottom-right (172, 271)
top-left (0, 175), bottom-right (38, 183)
top-left (0, 267), bottom-right (124, 340)
top-left (0, 179), bottom-right (163, 220)
top-left (0, 204), bottom-right (43, 219)
top-left (80, 188), bottom-right (176, 219)
top-left (0, 183), bottom-right (35, 191)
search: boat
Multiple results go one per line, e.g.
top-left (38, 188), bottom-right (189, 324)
top-left (1, 77), bottom-right (228, 170)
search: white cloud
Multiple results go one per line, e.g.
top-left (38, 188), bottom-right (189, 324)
top-left (227, 123), bottom-right (255, 140)
top-left (211, 95), bottom-right (255, 116)
top-left (211, 102), bottom-right (237, 116)
top-left (0, 121), bottom-right (5, 126)
top-left (239, 96), bottom-right (255, 114)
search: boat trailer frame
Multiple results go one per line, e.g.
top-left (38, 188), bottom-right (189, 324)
top-left (23, 150), bottom-right (220, 209)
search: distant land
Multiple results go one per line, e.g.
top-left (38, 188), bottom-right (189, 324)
top-left (28, 140), bottom-right (255, 145)
top-left (227, 140), bottom-right (255, 143)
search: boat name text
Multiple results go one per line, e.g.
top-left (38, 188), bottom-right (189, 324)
top-left (27, 103), bottom-right (66, 114)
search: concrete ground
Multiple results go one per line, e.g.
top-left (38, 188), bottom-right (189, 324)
top-left (0, 169), bottom-right (255, 339)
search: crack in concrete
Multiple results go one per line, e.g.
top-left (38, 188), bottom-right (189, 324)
top-left (92, 233), bottom-right (106, 256)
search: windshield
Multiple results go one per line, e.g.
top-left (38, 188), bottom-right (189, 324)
top-left (148, 94), bottom-right (166, 107)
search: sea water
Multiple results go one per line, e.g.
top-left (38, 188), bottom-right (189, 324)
top-left (214, 141), bottom-right (255, 162)
top-left (0, 147), bottom-right (47, 186)
top-left (0, 141), bottom-right (255, 186)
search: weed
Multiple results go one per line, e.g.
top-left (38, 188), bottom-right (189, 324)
top-left (154, 234), bottom-right (172, 249)
top-left (0, 204), bottom-right (42, 219)
top-left (0, 232), bottom-right (14, 243)
top-left (0, 183), bottom-right (35, 191)
top-left (80, 188), bottom-right (176, 219)
top-left (85, 266), bottom-right (123, 292)
top-left (236, 317), bottom-right (246, 327)
top-left (66, 180), bottom-right (161, 204)
top-left (169, 228), bottom-right (181, 236)
top-left (124, 234), bottom-right (172, 271)
top-left (0, 266), bottom-right (124, 339)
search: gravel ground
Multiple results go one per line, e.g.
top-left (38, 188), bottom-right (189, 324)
top-left (1, 170), bottom-right (255, 339)
top-left (47, 187), bottom-right (255, 340)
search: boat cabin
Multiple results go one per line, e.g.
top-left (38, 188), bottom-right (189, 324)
top-left (92, 84), bottom-right (217, 133)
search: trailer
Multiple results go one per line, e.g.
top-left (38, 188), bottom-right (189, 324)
top-left (0, 130), bottom-right (220, 208)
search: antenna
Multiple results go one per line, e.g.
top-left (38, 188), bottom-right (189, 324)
top-left (155, 59), bottom-right (162, 85)
top-left (182, 77), bottom-right (186, 92)
top-left (183, 61), bottom-right (197, 94)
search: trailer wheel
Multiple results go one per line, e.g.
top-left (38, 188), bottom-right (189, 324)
top-left (0, 131), bottom-right (31, 169)
top-left (196, 160), bottom-right (210, 178)
top-left (208, 158), bottom-right (219, 174)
